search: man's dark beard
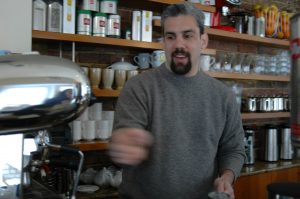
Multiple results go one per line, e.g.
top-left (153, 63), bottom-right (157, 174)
top-left (170, 48), bottom-right (192, 75)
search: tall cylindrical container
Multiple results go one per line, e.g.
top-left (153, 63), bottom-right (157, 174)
top-left (132, 10), bottom-right (141, 41)
top-left (244, 128), bottom-right (255, 165)
top-left (290, 13), bottom-right (300, 157)
top-left (77, 10), bottom-right (92, 35)
top-left (93, 12), bottom-right (107, 37)
top-left (33, 0), bottom-right (47, 31)
top-left (264, 127), bottom-right (279, 162)
top-left (47, 0), bottom-right (63, 32)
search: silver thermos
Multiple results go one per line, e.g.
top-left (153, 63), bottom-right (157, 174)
top-left (244, 128), bottom-right (255, 165)
top-left (264, 126), bottom-right (279, 162)
top-left (280, 125), bottom-right (293, 160)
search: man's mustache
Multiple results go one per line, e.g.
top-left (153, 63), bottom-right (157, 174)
top-left (172, 48), bottom-right (189, 56)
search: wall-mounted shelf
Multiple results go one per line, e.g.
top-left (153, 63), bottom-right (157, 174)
top-left (205, 28), bottom-right (290, 49)
top-left (153, 20), bottom-right (290, 49)
top-left (206, 71), bottom-right (290, 82)
top-left (92, 72), bottom-right (289, 98)
top-left (241, 112), bottom-right (290, 120)
top-left (120, 0), bottom-right (216, 13)
top-left (70, 111), bottom-right (290, 152)
top-left (70, 140), bottom-right (109, 151)
top-left (32, 30), bottom-right (216, 55)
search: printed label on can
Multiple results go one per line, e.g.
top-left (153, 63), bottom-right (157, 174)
top-left (77, 13), bottom-right (92, 35)
top-left (93, 15), bottom-right (106, 37)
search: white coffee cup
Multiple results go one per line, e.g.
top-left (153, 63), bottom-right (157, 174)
top-left (71, 121), bottom-right (82, 142)
top-left (96, 120), bottom-right (112, 140)
top-left (102, 68), bottom-right (115, 89)
top-left (89, 103), bottom-right (102, 120)
top-left (126, 70), bottom-right (139, 80)
top-left (114, 69), bottom-right (127, 90)
top-left (134, 53), bottom-right (151, 69)
top-left (199, 55), bottom-right (215, 71)
top-left (151, 50), bottom-right (165, 68)
top-left (82, 120), bottom-right (96, 141)
top-left (89, 67), bottom-right (102, 88)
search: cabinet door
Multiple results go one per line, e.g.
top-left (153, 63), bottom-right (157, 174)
top-left (234, 172), bottom-right (273, 199)
top-left (234, 167), bottom-right (300, 199)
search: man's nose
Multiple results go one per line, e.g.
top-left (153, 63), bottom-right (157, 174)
top-left (174, 36), bottom-right (185, 48)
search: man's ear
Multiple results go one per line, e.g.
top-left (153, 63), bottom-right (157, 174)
top-left (200, 33), bottom-right (209, 50)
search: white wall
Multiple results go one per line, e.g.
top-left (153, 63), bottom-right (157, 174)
top-left (0, 0), bottom-right (32, 53)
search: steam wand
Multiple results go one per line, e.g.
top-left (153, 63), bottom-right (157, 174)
top-left (35, 130), bottom-right (84, 199)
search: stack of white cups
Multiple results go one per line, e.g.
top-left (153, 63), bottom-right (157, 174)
top-left (69, 103), bottom-right (115, 143)
top-left (97, 111), bottom-right (114, 140)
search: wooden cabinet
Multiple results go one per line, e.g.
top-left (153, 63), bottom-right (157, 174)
top-left (235, 166), bottom-right (300, 199)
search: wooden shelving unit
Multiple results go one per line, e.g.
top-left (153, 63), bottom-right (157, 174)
top-left (92, 72), bottom-right (290, 98)
top-left (32, 30), bottom-right (216, 55)
top-left (206, 71), bottom-right (290, 82)
top-left (120, 0), bottom-right (216, 13)
top-left (205, 28), bottom-right (290, 49)
top-left (92, 88), bottom-right (120, 97)
top-left (70, 140), bottom-right (109, 151)
top-left (153, 20), bottom-right (290, 49)
top-left (70, 111), bottom-right (291, 151)
top-left (241, 112), bottom-right (290, 120)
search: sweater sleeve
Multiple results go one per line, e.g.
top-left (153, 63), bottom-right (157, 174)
top-left (113, 77), bottom-right (149, 131)
top-left (217, 91), bottom-right (246, 180)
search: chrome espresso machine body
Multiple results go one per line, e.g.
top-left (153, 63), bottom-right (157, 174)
top-left (0, 54), bottom-right (91, 199)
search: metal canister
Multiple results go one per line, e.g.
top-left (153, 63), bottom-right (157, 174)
top-left (255, 16), bottom-right (265, 37)
top-left (81, 0), bottom-right (99, 12)
top-left (100, 0), bottom-right (118, 14)
top-left (47, 0), bottom-right (63, 32)
top-left (244, 128), bottom-right (255, 165)
top-left (290, 13), bottom-right (300, 152)
top-left (106, 14), bottom-right (121, 38)
top-left (247, 16), bottom-right (254, 35)
top-left (77, 10), bottom-right (92, 35)
top-left (93, 12), bottom-right (107, 37)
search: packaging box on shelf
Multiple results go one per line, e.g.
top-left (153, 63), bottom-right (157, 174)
top-left (132, 10), bottom-right (141, 41)
top-left (63, 0), bottom-right (76, 34)
top-left (141, 10), bottom-right (153, 42)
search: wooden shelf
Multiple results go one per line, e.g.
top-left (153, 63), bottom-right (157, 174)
top-left (70, 112), bottom-right (290, 151)
top-left (70, 140), bottom-right (109, 151)
top-left (119, 1), bottom-right (215, 14)
top-left (206, 28), bottom-right (290, 49)
top-left (241, 112), bottom-right (290, 120)
top-left (92, 72), bottom-right (289, 98)
top-left (152, 20), bottom-right (289, 49)
top-left (32, 30), bottom-right (215, 55)
top-left (206, 71), bottom-right (290, 82)
top-left (148, 0), bottom-right (216, 12)
top-left (92, 88), bottom-right (120, 97)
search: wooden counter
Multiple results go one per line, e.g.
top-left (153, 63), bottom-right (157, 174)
top-left (76, 160), bottom-right (300, 199)
top-left (241, 159), bottom-right (300, 176)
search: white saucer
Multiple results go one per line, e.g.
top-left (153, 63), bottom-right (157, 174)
top-left (77, 185), bottom-right (99, 193)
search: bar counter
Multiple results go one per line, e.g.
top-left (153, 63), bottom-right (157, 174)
top-left (76, 160), bottom-right (300, 199)
top-left (241, 159), bottom-right (300, 176)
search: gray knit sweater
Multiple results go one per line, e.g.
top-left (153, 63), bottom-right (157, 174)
top-left (113, 65), bottom-right (245, 199)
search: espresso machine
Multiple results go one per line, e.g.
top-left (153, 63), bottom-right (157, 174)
top-left (0, 54), bottom-right (91, 199)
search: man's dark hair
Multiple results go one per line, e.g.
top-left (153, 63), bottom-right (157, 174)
top-left (161, 2), bottom-right (205, 35)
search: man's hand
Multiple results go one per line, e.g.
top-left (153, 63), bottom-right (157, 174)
top-left (108, 128), bottom-right (153, 166)
top-left (213, 170), bottom-right (235, 199)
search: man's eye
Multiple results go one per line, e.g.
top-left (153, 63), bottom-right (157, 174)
top-left (184, 34), bottom-right (193, 39)
top-left (165, 35), bottom-right (175, 40)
